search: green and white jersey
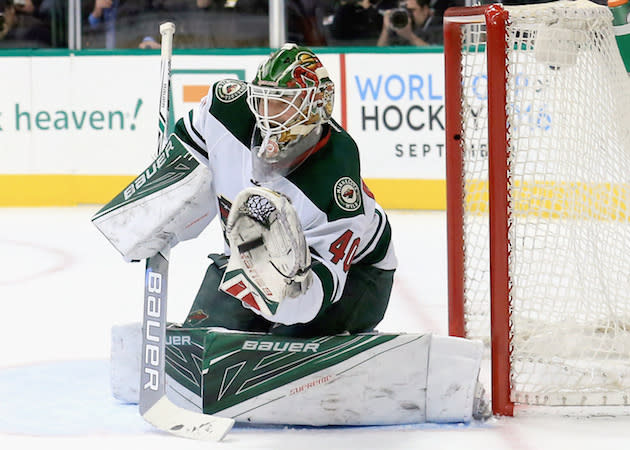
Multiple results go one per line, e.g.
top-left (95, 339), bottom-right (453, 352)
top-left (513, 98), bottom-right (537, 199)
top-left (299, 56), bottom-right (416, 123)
top-left (173, 79), bottom-right (397, 325)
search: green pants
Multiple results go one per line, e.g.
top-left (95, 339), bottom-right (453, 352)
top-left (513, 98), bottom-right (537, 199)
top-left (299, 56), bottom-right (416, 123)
top-left (183, 254), bottom-right (395, 338)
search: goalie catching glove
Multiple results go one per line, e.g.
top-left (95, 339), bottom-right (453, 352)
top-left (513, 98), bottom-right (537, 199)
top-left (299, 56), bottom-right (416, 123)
top-left (219, 187), bottom-right (312, 317)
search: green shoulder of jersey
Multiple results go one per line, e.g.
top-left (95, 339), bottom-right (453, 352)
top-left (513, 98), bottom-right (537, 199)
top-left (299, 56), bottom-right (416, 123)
top-left (288, 121), bottom-right (365, 222)
top-left (209, 79), bottom-right (255, 147)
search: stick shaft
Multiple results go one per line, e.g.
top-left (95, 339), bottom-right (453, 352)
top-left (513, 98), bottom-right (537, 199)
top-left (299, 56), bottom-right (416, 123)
top-left (137, 22), bottom-right (235, 440)
top-left (140, 21), bottom-right (176, 412)
top-left (157, 22), bottom-right (176, 154)
top-left (139, 251), bottom-right (170, 413)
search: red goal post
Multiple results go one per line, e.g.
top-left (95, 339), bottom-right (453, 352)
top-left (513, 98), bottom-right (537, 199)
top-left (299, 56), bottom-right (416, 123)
top-left (444, 3), bottom-right (513, 417)
top-left (444, 0), bottom-right (630, 417)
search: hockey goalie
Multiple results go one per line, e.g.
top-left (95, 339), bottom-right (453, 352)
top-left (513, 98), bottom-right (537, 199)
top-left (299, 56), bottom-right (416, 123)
top-left (93, 43), bottom-right (488, 426)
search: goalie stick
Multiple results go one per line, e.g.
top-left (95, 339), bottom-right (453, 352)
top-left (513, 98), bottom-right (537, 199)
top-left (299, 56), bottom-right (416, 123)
top-left (138, 22), bottom-right (234, 441)
top-left (156, 22), bottom-right (173, 154)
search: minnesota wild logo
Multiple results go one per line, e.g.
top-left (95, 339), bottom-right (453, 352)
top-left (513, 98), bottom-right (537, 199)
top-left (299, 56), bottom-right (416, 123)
top-left (186, 309), bottom-right (208, 324)
top-left (216, 80), bottom-right (247, 103)
top-left (334, 177), bottom-right (361, 211)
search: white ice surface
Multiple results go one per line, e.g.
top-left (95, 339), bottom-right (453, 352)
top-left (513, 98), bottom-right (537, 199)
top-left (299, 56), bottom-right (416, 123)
top-left (1, 206), bottom-right (630, 449)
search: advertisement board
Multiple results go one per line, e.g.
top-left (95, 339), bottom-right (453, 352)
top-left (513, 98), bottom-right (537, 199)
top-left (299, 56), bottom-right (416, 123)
top-left (0, 49), bottom-right (446, 208)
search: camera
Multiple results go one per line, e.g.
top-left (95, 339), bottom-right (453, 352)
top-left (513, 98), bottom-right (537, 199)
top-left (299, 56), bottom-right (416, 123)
top-left (389, 8), bottom-right (409, 29)
top-left (383, 1), bottom-right (411, 30)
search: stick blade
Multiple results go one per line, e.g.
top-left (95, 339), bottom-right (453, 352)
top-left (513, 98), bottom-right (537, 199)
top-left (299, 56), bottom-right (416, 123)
top-left (143, 396), bottom-right (235, 441)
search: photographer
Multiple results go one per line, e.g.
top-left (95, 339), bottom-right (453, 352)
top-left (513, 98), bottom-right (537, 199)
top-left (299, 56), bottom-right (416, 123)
top-left (377, 0), bottom-right (442, 47)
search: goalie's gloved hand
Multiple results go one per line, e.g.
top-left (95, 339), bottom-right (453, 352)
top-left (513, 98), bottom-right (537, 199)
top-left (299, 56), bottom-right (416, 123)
top-left (220, 187), bottom-right (312, 315)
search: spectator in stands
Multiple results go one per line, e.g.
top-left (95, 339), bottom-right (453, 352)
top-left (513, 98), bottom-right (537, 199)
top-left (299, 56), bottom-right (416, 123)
top-left (377, 0), bottom-right (443, 46)
top-left (138, 34), bottom-right (160, 48)
top-left (82, 0), bottom-right (268, 49)
top-left (330, 0), bottom-right (383, 45)
top-left (0, 0), bottom-right (65, 47)
top-left (87, 0), bottom-right (118, 48)
top-left (287, 0), bottom-right (330, 46)
top-left (0, 0), bottom-right (19, 40)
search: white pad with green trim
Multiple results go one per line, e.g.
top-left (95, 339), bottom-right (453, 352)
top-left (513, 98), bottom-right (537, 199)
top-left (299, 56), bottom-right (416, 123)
top-left (111, 324), bottom-right (486, 425)
top-left (92, 134), bottom-right (215, 261)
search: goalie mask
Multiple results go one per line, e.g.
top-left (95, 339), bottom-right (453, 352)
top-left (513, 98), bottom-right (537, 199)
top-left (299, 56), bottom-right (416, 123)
top-left (247, 43), bottom-right (334, 182)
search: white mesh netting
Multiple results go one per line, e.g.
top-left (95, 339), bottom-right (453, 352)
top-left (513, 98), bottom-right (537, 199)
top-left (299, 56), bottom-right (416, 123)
top-left (457, 0), bottom-right (630, 407)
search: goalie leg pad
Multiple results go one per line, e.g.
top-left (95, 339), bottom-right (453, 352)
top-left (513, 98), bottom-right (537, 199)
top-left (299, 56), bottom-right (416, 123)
top-left (111, 327), bottom-right (486, 425)
top-left (426, 336), bottom-right (484, 423)
top-left (203, 332), bottom-right (484, 425)
top-left (111, 323), bottom-right (142, 404)
top-left (111, 323), bottom-right (207, 411)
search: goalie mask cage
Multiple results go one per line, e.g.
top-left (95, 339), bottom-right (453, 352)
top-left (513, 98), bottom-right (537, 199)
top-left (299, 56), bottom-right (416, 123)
top-left (444, 0), bottom-right (630, 416)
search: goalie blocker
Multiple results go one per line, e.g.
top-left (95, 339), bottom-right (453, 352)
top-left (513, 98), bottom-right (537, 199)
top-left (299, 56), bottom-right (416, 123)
top-left (111, 324), bottom-right (487, 425)
top-left (91, 134), bottom-right (215, 262)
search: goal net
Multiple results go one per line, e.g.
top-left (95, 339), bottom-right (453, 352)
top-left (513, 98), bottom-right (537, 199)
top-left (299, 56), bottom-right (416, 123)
top-left (444, 0), bottom-right (630, 415)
